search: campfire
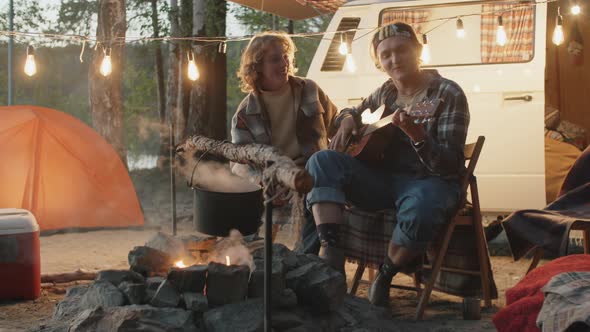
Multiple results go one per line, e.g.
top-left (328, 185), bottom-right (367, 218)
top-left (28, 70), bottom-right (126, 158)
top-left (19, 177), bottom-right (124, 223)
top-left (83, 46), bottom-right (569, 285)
top-left (39, 229), bottom-right (395, 332)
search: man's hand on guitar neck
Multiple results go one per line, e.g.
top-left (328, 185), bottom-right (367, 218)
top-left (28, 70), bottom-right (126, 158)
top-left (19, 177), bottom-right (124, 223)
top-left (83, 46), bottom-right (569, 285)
top-left (391, 107), bottom-right (427, 144)
top-left (329, 115), bottom-right (358, 152)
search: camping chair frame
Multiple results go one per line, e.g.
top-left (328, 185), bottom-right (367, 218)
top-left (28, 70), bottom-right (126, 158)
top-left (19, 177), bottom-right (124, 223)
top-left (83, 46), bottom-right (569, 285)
top-left (526, 224), bottom-right (590, 275)
top-left (348, 136), bottom-right (492, 320)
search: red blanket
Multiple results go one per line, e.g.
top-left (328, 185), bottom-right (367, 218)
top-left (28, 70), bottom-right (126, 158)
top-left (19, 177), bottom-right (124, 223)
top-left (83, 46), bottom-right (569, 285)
top-left (493, 254), bottom-right (590, 332)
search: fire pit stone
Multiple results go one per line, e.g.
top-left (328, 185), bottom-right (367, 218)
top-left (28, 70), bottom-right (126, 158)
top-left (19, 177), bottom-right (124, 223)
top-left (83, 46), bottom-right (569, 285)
top-left (285, 261), bottom-right (347, 313)
top-left (117, 281), bottom-right (146, 305)
top-left (96, 269), bottom-right (145, 287)
top-left (248, 257), bottom-right (286, 300)
top-left (128, 246), bottom-right (173, 277)
top-left (150, 279), bottom-right (180, 308)
top-left (183, 292), bottom-right (209, 312)
top-left (252, 243), bottom-right (298, 270)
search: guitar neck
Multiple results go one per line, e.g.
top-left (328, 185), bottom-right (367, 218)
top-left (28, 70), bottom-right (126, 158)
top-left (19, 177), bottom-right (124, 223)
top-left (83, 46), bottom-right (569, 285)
top-left (360, 99), bottom-right (439, 137)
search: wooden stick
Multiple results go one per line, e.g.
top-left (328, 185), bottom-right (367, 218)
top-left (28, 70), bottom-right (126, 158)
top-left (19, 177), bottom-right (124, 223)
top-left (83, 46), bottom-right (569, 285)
top-left (175, 135), bottom-right (313, 194)
top-left (41, 269), bottom-right (97, 284)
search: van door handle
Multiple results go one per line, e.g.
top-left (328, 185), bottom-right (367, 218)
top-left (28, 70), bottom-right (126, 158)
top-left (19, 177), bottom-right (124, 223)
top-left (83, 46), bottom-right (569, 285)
top-left (504, 95), bottom-right (532, 102)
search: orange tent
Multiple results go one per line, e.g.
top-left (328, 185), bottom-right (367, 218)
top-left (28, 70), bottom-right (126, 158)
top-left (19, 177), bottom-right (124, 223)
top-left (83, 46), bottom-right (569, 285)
top-left (0, 105), bottom-right (144, 232)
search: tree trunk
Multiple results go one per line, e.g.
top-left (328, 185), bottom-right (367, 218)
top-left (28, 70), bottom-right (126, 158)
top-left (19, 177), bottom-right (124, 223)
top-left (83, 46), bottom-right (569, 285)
top-left (166, 0), bottom-right (181, 149)
top-left (184, 0), bottom-right (226, 140)
top-left (89, 0), bottom-right (127, 165)
top-left (153, 0), bottom-right (169, 170)
top-left (176, 135), bottom-right (313, 194)
top-left (204, 0), bottom-right (227, 140)
top-left (177, 0), bottom-right (193, 142)
top-left (184, 0), bottom-right (207, 138)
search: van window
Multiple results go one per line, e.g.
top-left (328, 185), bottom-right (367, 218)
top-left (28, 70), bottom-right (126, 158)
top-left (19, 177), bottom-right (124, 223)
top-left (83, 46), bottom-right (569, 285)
top-left (380, 1), bottom-right (535, 66)
top-left (321, 17), bottom-right (361, 71)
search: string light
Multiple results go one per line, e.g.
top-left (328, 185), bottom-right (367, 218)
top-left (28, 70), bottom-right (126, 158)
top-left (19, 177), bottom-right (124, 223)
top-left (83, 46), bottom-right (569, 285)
top-left (3, 0), bottom-right (568, 77)
top-left (496, 15), bottom-right (508, 46)
top-left (24, 45), bottom-right (37, 77)
top-left (571, 3), bottom-right (581, 15)
top-left (421, 34), bottom-right (431, 64)
top-left (100, 48), bottom-right (112, 77)
top-left (345, 53), bottom-right (356, 73)
top-left (552, 7), bottom-right (564, 46)
top-left (187, 51), bottom-right (200, 81)
top-left (338, 33), bottom-right (348, 55)
top-left (456, 18), bottom-right (465, 39)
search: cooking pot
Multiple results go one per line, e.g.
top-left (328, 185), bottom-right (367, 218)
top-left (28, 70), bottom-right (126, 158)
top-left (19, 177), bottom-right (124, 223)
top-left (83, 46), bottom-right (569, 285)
top-left (192, 186), bottom-right (263, 237)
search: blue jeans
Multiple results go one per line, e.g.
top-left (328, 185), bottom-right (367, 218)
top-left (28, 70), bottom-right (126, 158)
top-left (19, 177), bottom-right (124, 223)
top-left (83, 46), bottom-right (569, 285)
top-left (305, 150), bottom-right (461, 250)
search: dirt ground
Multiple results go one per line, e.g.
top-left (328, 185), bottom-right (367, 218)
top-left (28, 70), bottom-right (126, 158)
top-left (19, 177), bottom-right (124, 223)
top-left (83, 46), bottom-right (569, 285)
top-left (0, 169), bottom-right (540, 332)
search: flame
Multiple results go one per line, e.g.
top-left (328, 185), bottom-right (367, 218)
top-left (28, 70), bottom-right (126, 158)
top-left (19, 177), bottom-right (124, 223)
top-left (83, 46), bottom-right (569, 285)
top-left (174, 260), bottom-right (186, 268)
top-left (225, 255), bottom-right (231, 266)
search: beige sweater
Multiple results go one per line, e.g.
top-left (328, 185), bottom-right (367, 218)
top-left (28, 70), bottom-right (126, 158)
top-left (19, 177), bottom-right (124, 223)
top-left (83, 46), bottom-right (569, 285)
top-left (260, 84), bottom-right (302, 159)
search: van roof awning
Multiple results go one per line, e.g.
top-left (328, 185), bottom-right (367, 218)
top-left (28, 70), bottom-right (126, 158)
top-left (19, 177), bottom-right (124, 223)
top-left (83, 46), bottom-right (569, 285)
top-left (229, 0), bottom-right (346, 20)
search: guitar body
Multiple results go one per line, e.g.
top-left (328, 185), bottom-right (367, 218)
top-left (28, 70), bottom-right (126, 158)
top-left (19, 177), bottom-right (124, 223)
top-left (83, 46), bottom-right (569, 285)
top-left (345, 98), bottom-right (441, 163)
top-left (346, 124), bottom-right (395, 163)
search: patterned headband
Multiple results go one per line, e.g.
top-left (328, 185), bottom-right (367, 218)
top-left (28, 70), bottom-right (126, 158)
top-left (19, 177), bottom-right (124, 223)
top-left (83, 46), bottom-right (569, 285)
top-left (373, 24), bottom-right (414, 47)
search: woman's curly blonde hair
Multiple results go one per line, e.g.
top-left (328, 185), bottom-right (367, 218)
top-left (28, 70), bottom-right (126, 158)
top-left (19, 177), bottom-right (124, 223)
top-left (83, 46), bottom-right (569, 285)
top-left (237, 31), bottom-right (297, 93)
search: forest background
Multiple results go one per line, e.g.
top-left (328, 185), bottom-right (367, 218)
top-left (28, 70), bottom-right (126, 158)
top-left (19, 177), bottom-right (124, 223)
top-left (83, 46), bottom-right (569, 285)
top-left (0, 0), bottom-right (331, 169)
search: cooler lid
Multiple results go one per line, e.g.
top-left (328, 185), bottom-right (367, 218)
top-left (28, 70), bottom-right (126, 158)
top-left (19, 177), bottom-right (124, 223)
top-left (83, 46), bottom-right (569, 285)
top-left (0, 208), bottom-right (39, 235)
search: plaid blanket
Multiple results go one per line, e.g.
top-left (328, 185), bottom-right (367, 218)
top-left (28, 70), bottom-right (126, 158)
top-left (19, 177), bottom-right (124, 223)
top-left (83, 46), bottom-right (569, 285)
top-left (341, 206), bottom-right (498, 298)
top-left (537, 272), bottom-right (590, 332)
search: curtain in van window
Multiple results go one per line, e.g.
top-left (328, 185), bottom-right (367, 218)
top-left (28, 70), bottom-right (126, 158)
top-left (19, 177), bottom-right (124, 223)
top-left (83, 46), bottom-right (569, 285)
top-left (481, 3), bottom-right (535, 63)
top-left (381, 9), bottom-right (431, 35)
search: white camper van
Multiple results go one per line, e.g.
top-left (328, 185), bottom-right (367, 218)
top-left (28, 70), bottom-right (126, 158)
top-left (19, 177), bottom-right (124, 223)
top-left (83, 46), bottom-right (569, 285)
top-left (307, 0), bottom-right (568, 215)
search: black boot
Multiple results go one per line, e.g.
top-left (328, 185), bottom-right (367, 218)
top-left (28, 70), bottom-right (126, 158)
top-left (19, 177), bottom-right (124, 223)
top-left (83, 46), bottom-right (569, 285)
top-left (319, 241), bottom-right (345, 275)
top-left (317, 223), bottom-right (345, 275)
top-left (368, 260), bottom-right (399, 307)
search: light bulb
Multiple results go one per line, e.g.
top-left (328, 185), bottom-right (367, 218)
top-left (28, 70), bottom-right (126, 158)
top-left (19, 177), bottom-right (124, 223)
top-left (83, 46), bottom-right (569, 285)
top-left (100, 49), bottom-right (112, 77)
top-left (496, 16), bottom-right (507, 46)
top-left (421, 45), bottom-right (431, 64)
top-left (339, 42), bottom-right (348, 55)
top-left (571, 4), bottom-right (581, 15)
top-left (553, 14), bottom-right (564, 46)
top-left (456, 18), bottom-right (465, 39)
top-left (420, 34), bottom-right (431, 64)
top-left (188, 59), bottom-right (199, 81)
top-left (338, 34), bottom-right (348, 55)
top-left (186, 51), bottom-right (200, 81)
top-left (345, 53), bottom-right (356, 73)
top-left (24, 46), bottom-right (37, 76)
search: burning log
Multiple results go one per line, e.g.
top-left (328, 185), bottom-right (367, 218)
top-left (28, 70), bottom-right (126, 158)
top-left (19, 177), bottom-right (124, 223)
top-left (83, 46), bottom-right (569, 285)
top-left (175, 135), bottom-right (313, 194)
top-left (206, 261), bottom-right (250, 306)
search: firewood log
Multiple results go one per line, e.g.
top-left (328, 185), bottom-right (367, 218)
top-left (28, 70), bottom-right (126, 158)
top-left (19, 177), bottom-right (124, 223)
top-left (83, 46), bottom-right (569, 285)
top-left (175, 135), bottom-right (313, 194)
top-left (41, 269), bottom-right (97, 284)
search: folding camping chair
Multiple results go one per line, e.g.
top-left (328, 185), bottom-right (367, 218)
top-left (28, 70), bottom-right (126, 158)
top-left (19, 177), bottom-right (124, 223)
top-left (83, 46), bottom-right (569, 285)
top-left (345, 136), bottom-right (493, 320)
top-left (526, 223), bottom-right (590, 275)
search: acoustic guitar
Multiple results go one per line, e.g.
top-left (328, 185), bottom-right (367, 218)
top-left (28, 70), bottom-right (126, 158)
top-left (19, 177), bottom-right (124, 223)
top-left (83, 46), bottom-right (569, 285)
top-left (345, 98), bottom-right (442, 163)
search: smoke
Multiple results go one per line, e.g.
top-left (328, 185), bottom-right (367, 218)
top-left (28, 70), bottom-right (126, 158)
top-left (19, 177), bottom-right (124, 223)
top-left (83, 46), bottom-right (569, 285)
top-left (208, 229), bottom-right (255, 271)
top-left (175, 153), bottom-right (260, 193)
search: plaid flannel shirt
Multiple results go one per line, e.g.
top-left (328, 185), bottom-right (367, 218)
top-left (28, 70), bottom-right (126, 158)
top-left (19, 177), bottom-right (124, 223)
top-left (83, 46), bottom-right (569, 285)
top-left (230, 76), bottom-right (338, 183)
top-left (230, 76), bottom-right (338, 224)
top-left (537, 272), bottom-right (590, 332)
top-left (337, 70), bottom-right (470, 181)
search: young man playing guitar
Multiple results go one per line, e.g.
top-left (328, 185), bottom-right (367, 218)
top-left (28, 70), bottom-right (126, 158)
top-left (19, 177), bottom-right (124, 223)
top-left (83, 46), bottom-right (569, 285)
top-left (305, 22), bottom-right (470, 307)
